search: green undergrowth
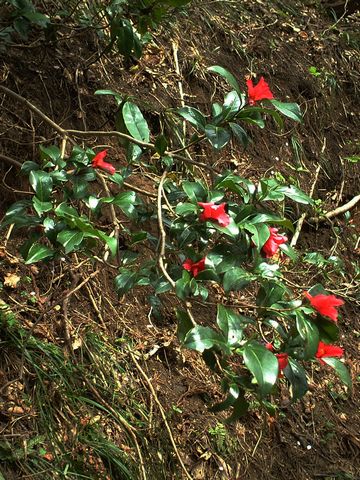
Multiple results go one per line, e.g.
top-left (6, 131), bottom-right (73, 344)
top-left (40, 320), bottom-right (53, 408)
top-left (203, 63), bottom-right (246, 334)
top-left (0, 301), bottom-right (170, 479)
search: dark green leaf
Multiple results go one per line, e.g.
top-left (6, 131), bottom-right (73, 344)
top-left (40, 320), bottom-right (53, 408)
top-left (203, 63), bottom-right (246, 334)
top-left (122, 101), bottom-right (150, 142)
top-left (25, 243), bottom-right (54, 264)
top-left (155, 134), bottom-right (168, 155)
top-left (32, 197), bottom-right (52, 216)
top-left (322, 358), bottom-right (352, 388)
top-left (175, 202), bottom-right (198, 216)
top-left (256, 281), bottom-right (288, 308)
top-left (243, 222), bottom-right (270, 249)
top-left (21, 161), bottom-right (39, 175)
top-left (182, 181), bottom-right (206, 202)
top-left (216, 304), bottom-right (244, 346)
top-left (224, 391), bottom-right (249, 422)
top-left (184, 326), bottom-right (227, 353)
top-left (285, 358), bottom-right (309, 401)
top-left (176, 309), bottom-right (194, 343)
top-left (176, 107), bottom-right (206, 131)
top-left (315, 315), bottom-right (339, 343)
top-left (113, 191), bottom-right (137, 218)
top-left (57, 230), bottom-right (84, 254)
top-left (114, 268), bottom-right (138, 296)
top-left (229, 122), bottom-right (249, 148)
top-left (243, 343), bottom-right (279, 397)
top-left (39, 145), bottom-right (61, 164)
top-left (278, 185), bottom-right (313, 205)
top-left (29, 171), bottom-right (53, 201)
top-left (205, 124), bottom-right (231, 150)
top-left (223, 267), bottom-right (255, 293)
top-left (296, 312), bottom-right (319, 358)
top-left (207, 65), bottom-right (241, 93)
top-left (270, 100), bottom-right (302, 122)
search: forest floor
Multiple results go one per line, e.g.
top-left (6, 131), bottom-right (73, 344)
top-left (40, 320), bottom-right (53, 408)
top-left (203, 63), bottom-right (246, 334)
top-left (0, 1), bottom-right (359, 479)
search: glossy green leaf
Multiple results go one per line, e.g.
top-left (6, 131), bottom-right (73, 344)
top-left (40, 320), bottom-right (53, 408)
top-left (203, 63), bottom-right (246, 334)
top-left (112, 191), bottom-right (137, 218)
top-left (39, 145), bottom-right (61, 164)
top-left (243, 222), bottom-right (270, 249)
top-left (223, 267), bottom-right (255, 293)
top-left (224, 391), bottom-right (249, 422)
top-left (57, 230), bottom-right (84, 254)
top-left (256, 281), bottom-right (289, 308)
top-left (270, 100), bottom-right (302, 122)
top-left (207, 65), bottom-right (241, 93)
top-left (184, 326), bottom-right (227, 353)
top-left (122, 101), bottom-right (150, 142)
top-left (243, 342), bottom-right (278, 397)
top-left (114, 268), bottom-right (138, 296)
top-left (29, 171), bottom-right (53, 201)
top-left (296, 312), bottom-right (319, 358)
top-left (322, 357), bottom-right (352, 388)
top-left (32, 197), bottom-right (52, 216)
top-left (216, 305), bottom-right (244, 346)
top-left (25, 243), bottom-right (54, 264)
top-left (21, 161), bottom-right (39, 175)
top-left (95, 89), bottom-right (122, 106)
top-left (205, 124), bottom-right (231, 150)
top-left (278, 185), bottom-right (313, 205)
top-left (182, 181), bottom-right (206, 202)
top-left (229, 122), bottom-right (249, 148)
top-left (175, 202), bottom-right (198, 216)
top-left (176, 309), bottom-right (194, 343)
top-left (176, 107), bottom-right (206, 131)
top-left (285, 358), bottom-right (309, 401)
top-left (315, 316), bottom-right (339, 343)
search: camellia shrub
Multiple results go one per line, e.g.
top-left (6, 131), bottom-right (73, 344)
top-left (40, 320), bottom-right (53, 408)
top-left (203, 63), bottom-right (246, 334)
top-left (1, 66), bottom-right (351, 420)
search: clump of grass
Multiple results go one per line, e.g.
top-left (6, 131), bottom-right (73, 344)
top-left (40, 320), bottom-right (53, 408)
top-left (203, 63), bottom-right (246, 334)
top-left (0, 301), bottom-right (147, 479)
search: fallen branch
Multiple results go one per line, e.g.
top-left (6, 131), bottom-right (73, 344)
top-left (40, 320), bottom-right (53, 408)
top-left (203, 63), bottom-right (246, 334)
top-left (308, 194), bottom-right (360, 223)
top-left (0, 85), bottom-right (216, 173)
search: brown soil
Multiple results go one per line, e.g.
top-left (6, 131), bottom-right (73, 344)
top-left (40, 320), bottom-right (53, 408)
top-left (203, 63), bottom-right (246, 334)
top-left (0, 1), bottom-right (359, 479)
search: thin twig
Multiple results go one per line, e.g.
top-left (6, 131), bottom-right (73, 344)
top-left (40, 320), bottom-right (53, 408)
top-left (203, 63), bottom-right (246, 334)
top-left (0, 153), bottom-right (22, 168)
top-left (157, 171), bottom-right (176, 288)
top-left (290, 164), bottom-right (321, 247)
top-left (129, 350), bottom-right (192, 480)
top-left (97, 172), bottom-right (121, 264)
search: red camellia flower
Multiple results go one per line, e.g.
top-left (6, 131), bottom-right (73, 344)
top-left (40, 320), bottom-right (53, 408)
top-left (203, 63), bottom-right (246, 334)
top-left (261, 227), bottom-right (288, 258)
top-left (316, 341), bottom-right (344, 365)
top-left (246, 77), bottom-right (274, 106)
top-left (304, 291), bottom-right (344, 322)
top-left (182, 257), bottom-right (206, 278)
top-left (198, 202), bottom-right (230, 227)
top-left (91, 149), bottom-right (116, 175)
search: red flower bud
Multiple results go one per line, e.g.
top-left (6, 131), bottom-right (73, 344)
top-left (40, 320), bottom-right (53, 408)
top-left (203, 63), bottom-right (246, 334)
top-left (91, 149), bottom-right (116, 175)
top-left (304, 291), bottom-right (344, 322)
top-left (198, 202), bottom-right (230, 227)
top-left (316, 341), bottom-right (344, 365)
top-left (265, 342), bottom-right (274, 351)
top-left (246, 77), bottom-right (274, 106)
top-left (182, 257), bottom-right (206, 278)
top-left (276, 352), bottom-right (289, 373)
top-left (261, 227), bottom-right (288, 258)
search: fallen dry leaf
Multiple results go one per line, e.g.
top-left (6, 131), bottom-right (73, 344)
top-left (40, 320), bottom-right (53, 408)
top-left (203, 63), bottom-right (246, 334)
top-left (4, 272), bottom-right (21, 288)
